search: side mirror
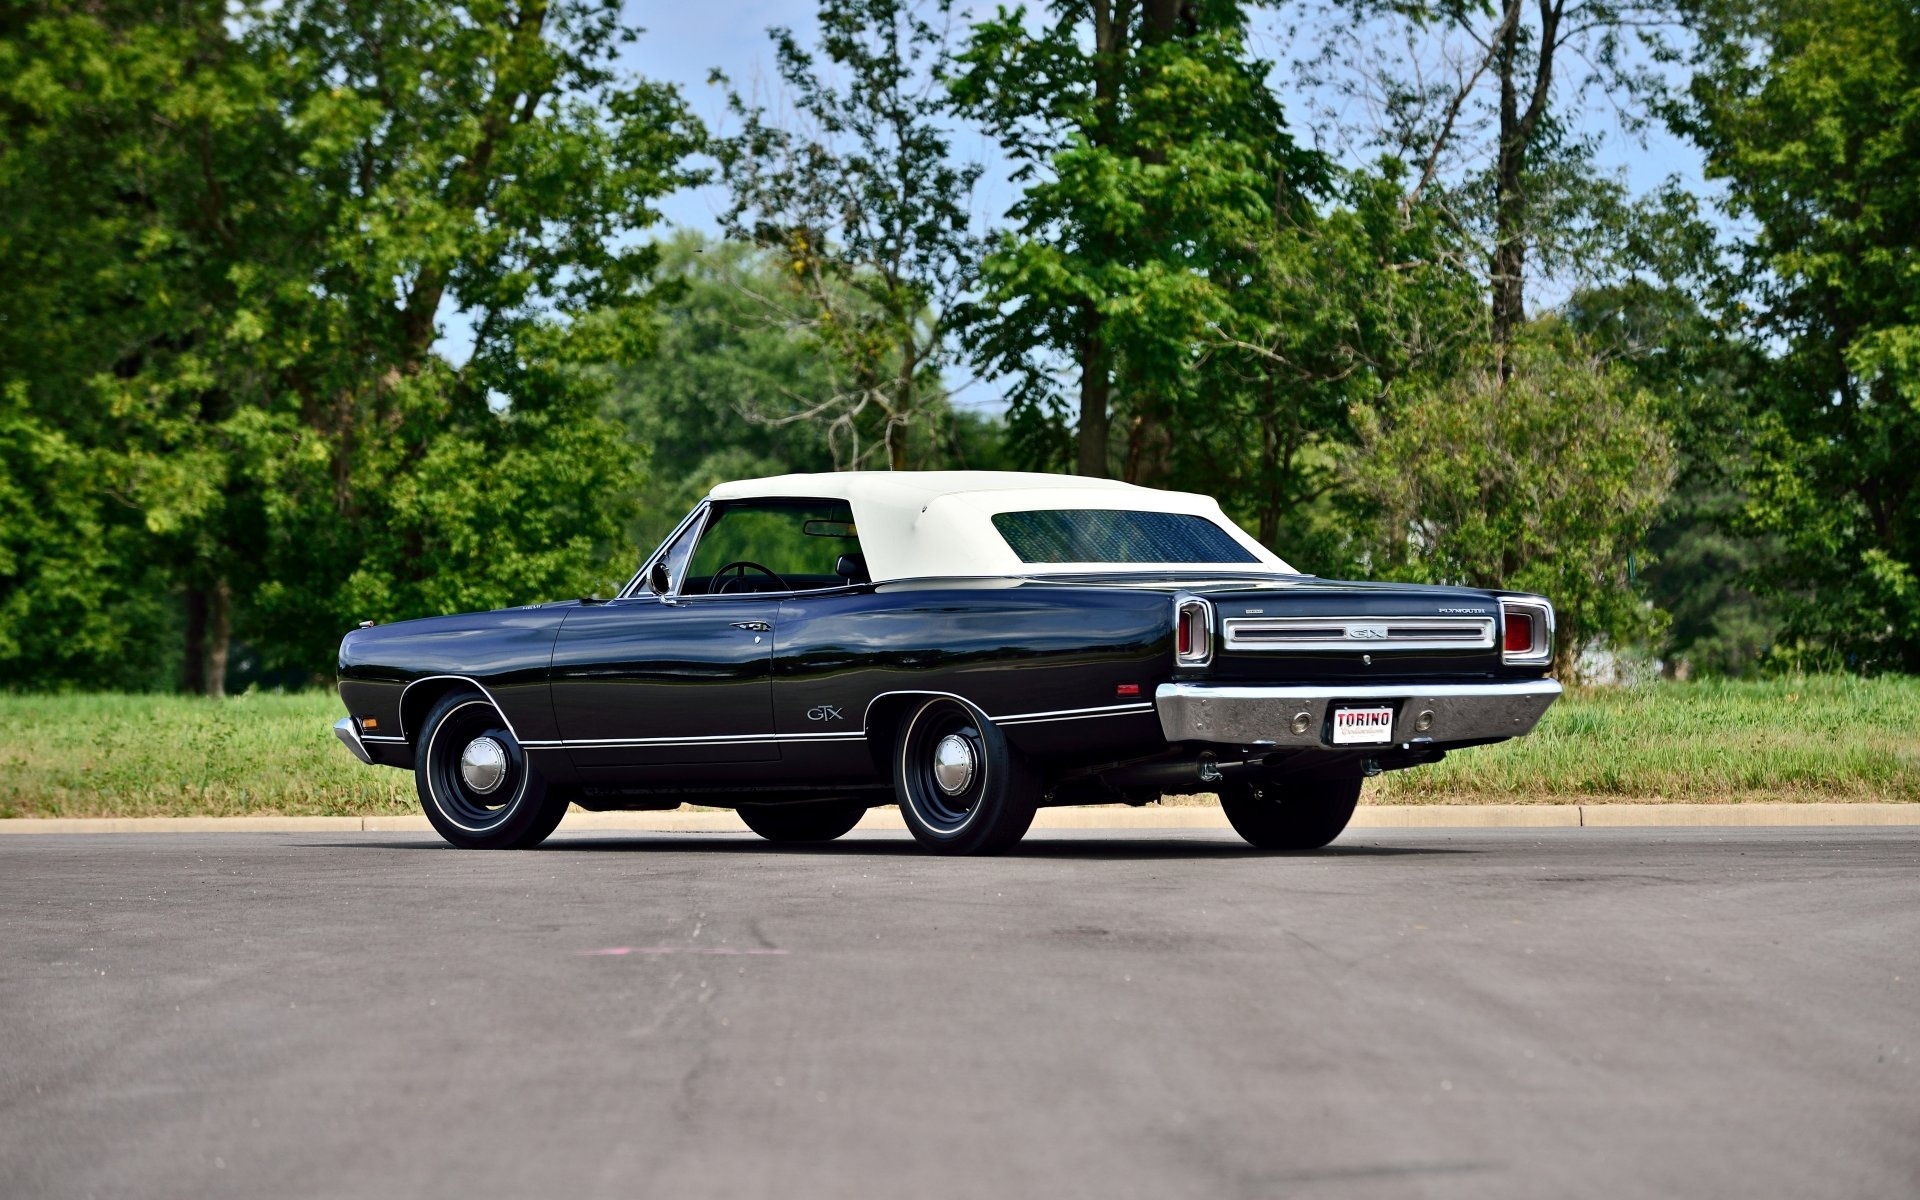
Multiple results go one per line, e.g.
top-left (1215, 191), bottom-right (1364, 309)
top-left (834, 553), bottom-right (870, 584)
top-left (648, 560), bottom-right (671, 596)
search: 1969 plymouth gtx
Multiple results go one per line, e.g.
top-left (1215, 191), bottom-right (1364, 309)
top-left (333, 472), bottom-right (1560, 854)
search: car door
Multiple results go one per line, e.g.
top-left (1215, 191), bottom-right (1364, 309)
top-left (550, 594), bottom-right (780, 767)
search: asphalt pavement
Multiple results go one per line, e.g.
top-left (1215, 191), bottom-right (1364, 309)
top-left (2, 826), bottom-right (1915, 1200)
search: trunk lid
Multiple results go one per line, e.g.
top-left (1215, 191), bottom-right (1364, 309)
top-left (1189, 577), bottom-right (1506, 682)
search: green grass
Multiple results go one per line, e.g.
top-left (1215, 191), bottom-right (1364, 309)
top-left (0, 692), bottom-right (414, 819)
top-left (1365, 675), bottom-right (1920, 804)
top-left (1, 677), bottom-right (1916, 818)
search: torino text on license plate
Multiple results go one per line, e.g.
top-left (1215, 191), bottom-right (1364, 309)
top-left (1330, 705), bottom-right (1395, 745)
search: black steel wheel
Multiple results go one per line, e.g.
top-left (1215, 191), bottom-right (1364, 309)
top-left (736, 799), bottom-right (867, 844)
top-left (1218, 777), bottom-right (1362, 851)
top-left (893, 698), bottom-right (1038, 856)
top-left (414, 691), bottom-right (567, 849)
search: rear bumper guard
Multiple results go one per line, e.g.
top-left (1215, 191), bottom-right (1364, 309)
top-left (1156, 679), bottom-right (1562, 748)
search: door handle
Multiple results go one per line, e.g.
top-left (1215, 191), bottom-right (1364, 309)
top-left (730, 621), bottom-right (772, 632)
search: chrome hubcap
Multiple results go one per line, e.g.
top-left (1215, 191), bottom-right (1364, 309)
top-left (460, 736), bottom-right (508, 794)
top-left (931, 733), bottom-right (976, 795)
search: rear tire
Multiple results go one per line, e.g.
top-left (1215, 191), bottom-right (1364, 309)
top-left (1219, 777), bottom-right (1362, 851)
top-left (414, 691), bottom-right (568, 849)
top-left (893, 698), bottom-right (1038, 855)
top-left (736, 800), bottom-right (866, 843)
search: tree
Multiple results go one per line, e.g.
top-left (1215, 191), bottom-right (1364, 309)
top-left (1668, 0), bottom-right (1920, 670)
top-left (1348, 322), bottom-right (1675, 675)
top-left (1307, 0), bottom-right (1673, 361)
top-left (712, 0), bottom-right (982, 471)
top-left (1187, 162), bottom-right (1484, 571)
top-left (953, 0), bottom-right (1321, 479)
top-left (1567, 275), bottom-right (1778, 676)
top-left (608, 233), bottom-right (1009, 552)
top-left (0, 1), bottom-right (702, 688)
top-left (607, 234), bottom-right (846, 541)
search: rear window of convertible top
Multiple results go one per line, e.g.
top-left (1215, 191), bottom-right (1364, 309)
top-left (991, 509), bottom-right (1259, 565)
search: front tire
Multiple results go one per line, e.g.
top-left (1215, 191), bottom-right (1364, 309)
top-left (893, 698), bottom-right (1038, 855)
top-left (736, 800), bottom-right (866, 844)
top-left (1219, 777), bottom-right (1362, 850)
top-left (415, 691), bottom-right (567, 849)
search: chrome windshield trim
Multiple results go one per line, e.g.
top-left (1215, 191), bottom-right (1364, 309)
top-left (619, 501), bottom-right (712, 600)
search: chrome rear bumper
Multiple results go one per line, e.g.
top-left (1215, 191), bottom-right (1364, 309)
top-left (333, 717), bottom-right (374, 765)
top-left (1156, 679), bottom-right (1562, 748)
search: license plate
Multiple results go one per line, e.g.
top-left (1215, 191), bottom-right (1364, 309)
top-left (1330, 705), bottom-right (1395, 745)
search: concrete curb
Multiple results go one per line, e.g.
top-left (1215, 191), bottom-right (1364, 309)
top-left (0, 802), bottom-right (1914, 835)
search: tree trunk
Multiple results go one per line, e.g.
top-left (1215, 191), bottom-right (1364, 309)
top-left (1489, 0), bottom-right (1562, 371)
top-left (182, 581), bottom-right (232, 697)
top-left (1075, 1), bottom-right (1126, 478)
top-left (889, 336), bottom-right (918, 472)
top-left (1490, 10), bottom-right (1526, 367)
top-left (183, 589), bottom-right (208, 695)
top-left (1123, 410), bottom-right (1172, 486)
top-left (206, 580), bottom-right (232, 700)
top-left (1076, 302), bottom-right (1111, 477)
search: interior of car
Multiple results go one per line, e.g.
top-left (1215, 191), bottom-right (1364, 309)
top-left (671, 500), bottom-right (869, 595)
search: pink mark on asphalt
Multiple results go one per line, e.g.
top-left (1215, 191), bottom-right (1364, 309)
top-left (582, 947), bottom-right (789, 956)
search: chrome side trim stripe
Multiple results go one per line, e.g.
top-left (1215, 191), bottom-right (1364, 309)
top-left (994, 701), bottom-right (1156, 725)
top-left (518, 731), bottom-right (867, 749)
top-left (514, 701), bottom-right (1155, 750)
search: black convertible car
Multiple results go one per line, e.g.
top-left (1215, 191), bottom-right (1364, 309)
top-left (333, 471), bottom-right (1560, 854)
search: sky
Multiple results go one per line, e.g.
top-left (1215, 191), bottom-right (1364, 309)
top-left (623, 1), bottom-right (1716, 228)
top-left (441, 1), bottom-right (1721, 408)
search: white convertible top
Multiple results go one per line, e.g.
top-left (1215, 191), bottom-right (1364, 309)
top-left (705, 471), bottom-right (1292, 582)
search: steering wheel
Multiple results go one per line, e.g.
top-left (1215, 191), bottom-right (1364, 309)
top-left (711, 560), bottom-right (789, 594)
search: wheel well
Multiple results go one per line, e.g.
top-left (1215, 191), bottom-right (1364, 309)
top-left (863, 692), bottom-right (984, 773)
top-left (399, 678), bottom-right (487, 742)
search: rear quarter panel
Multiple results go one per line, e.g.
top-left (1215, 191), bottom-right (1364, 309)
top-left (774, 582), bottom-right (1173, 768)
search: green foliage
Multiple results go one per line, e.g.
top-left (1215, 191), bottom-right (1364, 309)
top-left (1184, 163), bottom-right (1485, 572)
top-left (1350, 323), bottom-right (1676, 674)
top-left (0, 386), bottom-right (177, 689)
top-left (1567, 279), bottom-right (1780, 676)
top-left (0, 1), bottom-right (701, 687)
top-left (953, 0), bottom-right (1322, 478)
top-left (1670, 0), bottom-right (1920, 671)
top-left (6, 0), bottom-right (1919, 692)
top-left (608, 233), bottom-right (1007, 559)
top-left (606, 234), bottom-right (870, 548)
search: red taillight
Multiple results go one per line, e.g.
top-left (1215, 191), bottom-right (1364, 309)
top-left (1174, 597), bottom-right (1212, 666)
top-left (1504, 612), bottom-right (1534, 653)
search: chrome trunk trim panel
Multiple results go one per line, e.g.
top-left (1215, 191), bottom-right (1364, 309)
top-left (1155, 679), bottom-right (1562, 747)
top-left (1221, 615), bottom-right (1496, 653)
